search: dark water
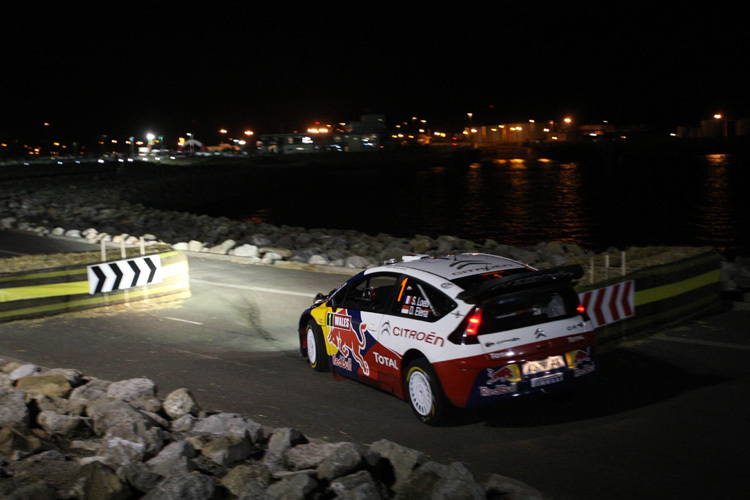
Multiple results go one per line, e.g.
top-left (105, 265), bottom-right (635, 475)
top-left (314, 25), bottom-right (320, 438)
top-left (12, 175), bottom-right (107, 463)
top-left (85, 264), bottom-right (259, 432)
top-left (140, 149), bottom-right (750, 258)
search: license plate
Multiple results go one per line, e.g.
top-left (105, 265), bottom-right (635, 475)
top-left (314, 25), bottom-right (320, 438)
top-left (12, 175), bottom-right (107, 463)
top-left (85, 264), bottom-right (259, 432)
top-left (531, 372), bottom-right (564, 388)
top-left (522, 355), bottom-right (565, 375)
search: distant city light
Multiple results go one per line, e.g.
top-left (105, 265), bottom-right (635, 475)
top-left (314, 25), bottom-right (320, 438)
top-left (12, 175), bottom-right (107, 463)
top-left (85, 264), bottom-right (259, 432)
top-left (714, 114), bottom-right (722, 119)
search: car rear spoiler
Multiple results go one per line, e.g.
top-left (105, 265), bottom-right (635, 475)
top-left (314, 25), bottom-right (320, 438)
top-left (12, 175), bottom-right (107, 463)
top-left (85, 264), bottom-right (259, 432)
top-left (456, 264), bottom-right (584, 303)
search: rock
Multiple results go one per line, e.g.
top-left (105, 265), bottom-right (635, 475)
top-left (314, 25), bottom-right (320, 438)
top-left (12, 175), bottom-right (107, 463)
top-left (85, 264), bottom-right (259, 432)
top-left (9, 363), bottom-right (39, 381)
top-left (0, 387), bottom-right (31, 429)
top-left (31, 394), bottom-right (85, 416)
top-left (484, 473), bottom-right (546, 500)
top-left (345, 255), bottom-right (371, 268)
top-left (395, 461), bottom-right (485, 500)
top-left (232, 244), bottom-right (259, 257)
top-left (201, 435), bottom-right (252, 466)
top-left (141, 471), bottom-right (215, 500)
top-left (39, 368), bottom-right (83, 387)
top-left (69, 378), bottom-right (111, 404)
top-left (191, 412), bottom-right (263, 444)
top-left (163, 388), bottom-right (201, 420)
top-left (209, 239), bottom-right (236, 254)
top-left (15, 374), bottom-right (72, 398)
top-left (117, 462), bottom-right (163, 493)
top-left (317, 442), bottom-right (364, 480)
top-left (330, 470), bottom-right (382, 499)
top-left (146, 440), bottom-right (196, 477)
top-left (37, 411), bottom-right (90, 438)
top-left (264, 427), bottom-right (307, 470)
top-left (188, 240), bottom-right (205, 252)
top-left (370, 439), bottom-right (426, 491)
top-left (259, 247), bottom-right (293, 259)
top-left (221, 463), bottom-right (274, 495)
top-left (265, 472), bottom-right (317, 500)
top-left (105, 378), bottom-right (157, 401)
top-left (86, 400), bottom-right (155, 436)
top-left (285, 442), bottom-right (343, 471)
top-left (0, 426), bottom-right (45, 457)
top-left (308, 254), bottom-right (328, 265)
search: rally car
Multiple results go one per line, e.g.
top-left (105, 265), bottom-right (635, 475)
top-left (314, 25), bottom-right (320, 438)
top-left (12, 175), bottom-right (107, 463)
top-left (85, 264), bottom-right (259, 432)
top-left (298, 253), bottom-right (596, 425)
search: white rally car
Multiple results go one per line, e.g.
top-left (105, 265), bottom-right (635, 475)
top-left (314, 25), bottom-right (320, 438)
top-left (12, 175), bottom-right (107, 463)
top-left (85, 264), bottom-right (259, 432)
top-left (298, 253), bottom-right (596, 425)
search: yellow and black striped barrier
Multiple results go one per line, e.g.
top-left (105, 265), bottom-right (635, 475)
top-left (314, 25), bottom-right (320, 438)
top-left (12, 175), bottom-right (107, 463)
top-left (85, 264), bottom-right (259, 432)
top-left (576, 249), bottom-right (724, 343)
top-left (0, 251), bottom-right (190, 323)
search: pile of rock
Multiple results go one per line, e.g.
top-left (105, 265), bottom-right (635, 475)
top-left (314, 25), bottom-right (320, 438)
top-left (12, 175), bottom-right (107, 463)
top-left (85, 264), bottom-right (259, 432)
top-left (3, 174), bottom-right (747, 290)
top-left (0, 359), bottom-right (543, 499)
top-left (0, 178), bottom-right (680, 270)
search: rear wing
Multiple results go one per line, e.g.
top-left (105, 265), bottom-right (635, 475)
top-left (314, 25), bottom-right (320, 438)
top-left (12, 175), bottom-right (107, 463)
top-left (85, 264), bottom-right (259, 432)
top-left (456, 264), bottom-right (584, 303)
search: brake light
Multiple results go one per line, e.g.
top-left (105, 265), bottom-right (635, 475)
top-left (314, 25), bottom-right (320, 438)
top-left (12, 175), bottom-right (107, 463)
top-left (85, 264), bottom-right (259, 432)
top-left (448, 307), bottom-right (484, 345)
top-left (576, 302), bottom-right (590, 322)
top-left (466, 310), bottom-right (482, 336)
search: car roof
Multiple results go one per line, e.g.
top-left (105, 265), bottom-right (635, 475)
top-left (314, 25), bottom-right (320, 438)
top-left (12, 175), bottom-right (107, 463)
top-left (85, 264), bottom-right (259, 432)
top-left (383, 253), bottom-right (530, 283)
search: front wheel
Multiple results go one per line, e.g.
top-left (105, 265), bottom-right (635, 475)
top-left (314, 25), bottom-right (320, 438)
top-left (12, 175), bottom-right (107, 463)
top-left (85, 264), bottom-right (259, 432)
top-left (405, 359), bottom-right (447, 426)
top-left (305, 320), bottom-right (328, 372)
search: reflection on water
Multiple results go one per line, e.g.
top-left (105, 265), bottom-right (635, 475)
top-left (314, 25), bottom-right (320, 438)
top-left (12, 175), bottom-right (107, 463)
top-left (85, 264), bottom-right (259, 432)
top-left (151, 151), bottom-right (749, 256)
top-left (694, 154), bottom-right (739, 254)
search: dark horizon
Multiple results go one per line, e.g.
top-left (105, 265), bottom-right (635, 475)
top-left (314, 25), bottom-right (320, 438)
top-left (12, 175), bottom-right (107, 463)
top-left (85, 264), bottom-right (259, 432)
top-left (2, 4), bottom-right (747, 148)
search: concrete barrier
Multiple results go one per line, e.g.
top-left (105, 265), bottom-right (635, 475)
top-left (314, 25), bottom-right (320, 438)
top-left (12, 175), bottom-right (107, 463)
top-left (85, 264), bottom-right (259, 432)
top-left (0, 251), bottom-right (190, 323)
top-left (576, 249), bottom-right (724, 343)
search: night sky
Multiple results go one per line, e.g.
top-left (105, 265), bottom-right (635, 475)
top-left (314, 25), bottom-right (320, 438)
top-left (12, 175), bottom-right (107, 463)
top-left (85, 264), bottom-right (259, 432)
top-left (1, 3), bottom-right (746, 147)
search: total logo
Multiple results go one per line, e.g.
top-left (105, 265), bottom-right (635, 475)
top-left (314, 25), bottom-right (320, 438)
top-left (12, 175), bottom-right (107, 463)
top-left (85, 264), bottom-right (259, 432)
top-left (374, 352), bottom-right (398, 370)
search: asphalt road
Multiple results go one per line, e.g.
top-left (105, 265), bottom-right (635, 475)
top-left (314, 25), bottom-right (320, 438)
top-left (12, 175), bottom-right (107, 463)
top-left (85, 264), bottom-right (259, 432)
top-left (1, 230), bottom-right (748, 499)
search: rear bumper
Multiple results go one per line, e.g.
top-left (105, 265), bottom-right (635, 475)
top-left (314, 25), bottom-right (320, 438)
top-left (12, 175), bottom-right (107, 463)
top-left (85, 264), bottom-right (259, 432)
top-left (434, 345), bottom-right (596, 408)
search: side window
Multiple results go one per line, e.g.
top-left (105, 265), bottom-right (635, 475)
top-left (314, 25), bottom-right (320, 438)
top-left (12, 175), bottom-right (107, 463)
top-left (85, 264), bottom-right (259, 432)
top-left (392, 277), bottom-right (457, 322)
top-left (340, 274), bottom-right (398, 314)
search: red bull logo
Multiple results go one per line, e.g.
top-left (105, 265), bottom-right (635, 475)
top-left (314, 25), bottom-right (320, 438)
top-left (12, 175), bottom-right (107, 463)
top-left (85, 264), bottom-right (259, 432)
top-left (486, 365), bottom-right (520, 385)
top-left (566, 348), bottom-right (591, 368)
top-left (566, 348), bottom-right (595, 377)
top-left (327, 310), bottom-right (370, 376)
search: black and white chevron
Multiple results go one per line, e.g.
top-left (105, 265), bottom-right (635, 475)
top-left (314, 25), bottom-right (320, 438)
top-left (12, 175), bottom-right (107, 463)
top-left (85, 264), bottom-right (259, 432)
top-left (87, 256), bottom-right (163, 294)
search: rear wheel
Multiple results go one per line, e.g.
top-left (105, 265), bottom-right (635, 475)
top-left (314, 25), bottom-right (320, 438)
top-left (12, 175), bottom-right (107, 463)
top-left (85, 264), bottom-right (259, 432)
top-left (305, 320), bottom-right (328, 372)
top-left (405, 358), bottom-right (447, 425)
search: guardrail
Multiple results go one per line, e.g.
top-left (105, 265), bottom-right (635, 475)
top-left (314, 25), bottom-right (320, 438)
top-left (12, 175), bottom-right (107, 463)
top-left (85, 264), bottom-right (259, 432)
top-left (0, 251), bottom-right (190, 323)
top-left (575, 249), bottom-right (724, 343)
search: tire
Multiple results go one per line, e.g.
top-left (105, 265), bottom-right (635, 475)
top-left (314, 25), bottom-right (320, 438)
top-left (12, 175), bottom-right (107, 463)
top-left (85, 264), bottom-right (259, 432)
top-left (404, 358), bottom-right (447, 426)
top-left (305, 320), bottom-right (328, 372)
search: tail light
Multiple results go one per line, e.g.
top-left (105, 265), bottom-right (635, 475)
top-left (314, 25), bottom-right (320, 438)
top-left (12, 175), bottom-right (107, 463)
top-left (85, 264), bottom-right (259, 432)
top-left (466, 310), bottom-right (482, 336)
top-left (448, 307), bottom-right (483, 345)
top-left (576, 302), bottom-right (590, 322)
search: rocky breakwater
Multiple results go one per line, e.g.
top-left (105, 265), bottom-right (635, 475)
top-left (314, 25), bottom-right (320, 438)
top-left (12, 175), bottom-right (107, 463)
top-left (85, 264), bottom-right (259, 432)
top-left (3, 173), bottom-right (750, 293)
top-left (0, 359), bottom-right (543, 500)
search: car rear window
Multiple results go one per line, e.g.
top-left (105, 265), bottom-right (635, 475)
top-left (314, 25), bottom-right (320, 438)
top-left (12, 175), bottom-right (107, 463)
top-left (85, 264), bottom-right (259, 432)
top-left (478, 285), bottom-right (580, 334)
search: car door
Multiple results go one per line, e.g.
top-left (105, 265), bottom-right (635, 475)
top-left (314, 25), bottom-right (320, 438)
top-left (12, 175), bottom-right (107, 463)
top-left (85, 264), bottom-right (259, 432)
top-left (329, 272), bottom-right (399, 381)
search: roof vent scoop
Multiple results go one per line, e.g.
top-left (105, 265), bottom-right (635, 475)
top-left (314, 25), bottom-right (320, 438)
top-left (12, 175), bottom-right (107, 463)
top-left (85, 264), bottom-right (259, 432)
top-left (401, 254), bottom-right (431, 262)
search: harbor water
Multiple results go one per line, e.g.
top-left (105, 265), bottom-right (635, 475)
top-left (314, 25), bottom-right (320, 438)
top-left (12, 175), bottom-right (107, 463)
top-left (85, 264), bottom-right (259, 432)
top-left (140, 146), bottom-right (750, 258)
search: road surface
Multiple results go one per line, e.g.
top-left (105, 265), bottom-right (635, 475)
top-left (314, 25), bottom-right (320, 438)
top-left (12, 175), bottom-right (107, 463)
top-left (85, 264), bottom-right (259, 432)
top-left (0, 230), bottom-right (748, 499)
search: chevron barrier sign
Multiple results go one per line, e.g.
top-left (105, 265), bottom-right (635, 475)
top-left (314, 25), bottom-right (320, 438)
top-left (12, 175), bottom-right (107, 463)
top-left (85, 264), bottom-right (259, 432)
top-left (579, 280), bottom-right (635, 329)
top-left (87, 255), bottom-right (163, 294)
